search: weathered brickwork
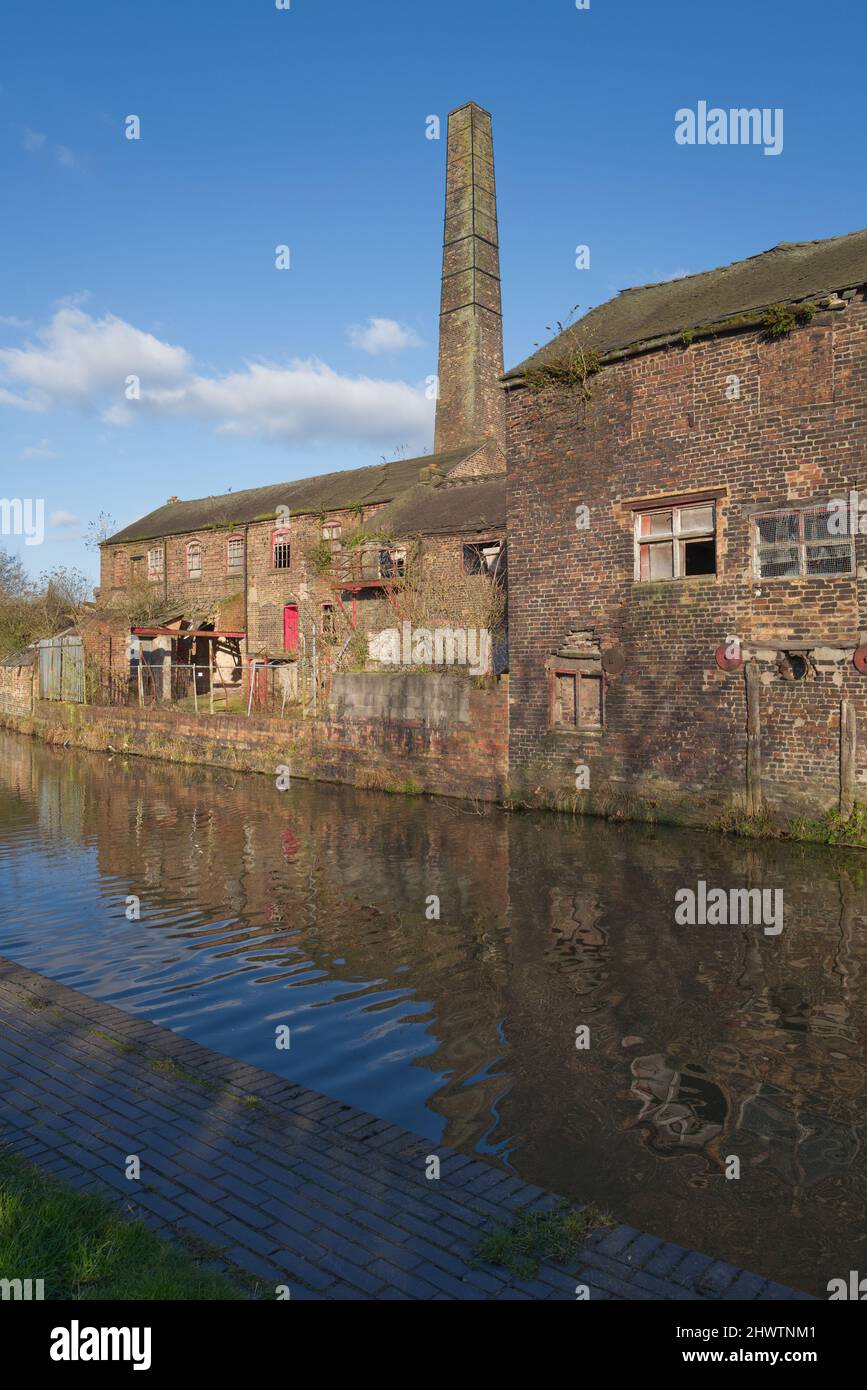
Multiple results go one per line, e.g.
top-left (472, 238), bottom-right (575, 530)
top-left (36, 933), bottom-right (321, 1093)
top-left (99, 504), bottom-right (504, 662)
top-left (3, 676), bottom-right (509, 803)
top-left (434, 104), bottom-right (506, 461)
top-left (506, 299), bottom-right (867, 823)
top-left (0, 663), bottom-right (34, 718)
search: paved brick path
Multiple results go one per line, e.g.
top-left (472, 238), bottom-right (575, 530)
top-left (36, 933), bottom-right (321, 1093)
top-left (0, 958), bottom-right (811, 1301)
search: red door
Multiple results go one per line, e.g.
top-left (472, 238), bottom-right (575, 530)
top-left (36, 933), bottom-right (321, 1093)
top-left (283, 604), bottom-right (299, 652)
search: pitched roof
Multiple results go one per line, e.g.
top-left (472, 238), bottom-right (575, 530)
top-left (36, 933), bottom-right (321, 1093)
top-left (506, 227), bottom-right (867, 381)
top-left (355, 474), bottom-right (505, 538)
top-left (106, 446), bottom-right (485, 545)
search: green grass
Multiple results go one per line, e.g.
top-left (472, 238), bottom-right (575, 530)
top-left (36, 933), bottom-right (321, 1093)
top-left (474, 1201), bottom-right (612, 1281)
top-left (0, 1147), bottom-right (244, 1300)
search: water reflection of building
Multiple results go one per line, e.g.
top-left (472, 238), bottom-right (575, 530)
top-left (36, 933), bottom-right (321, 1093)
top-left (1, 730), bottom-right (866, 1295)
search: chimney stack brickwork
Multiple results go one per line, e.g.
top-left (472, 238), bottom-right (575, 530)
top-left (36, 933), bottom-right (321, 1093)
top-left (434, 103), bottom-right (506, 460)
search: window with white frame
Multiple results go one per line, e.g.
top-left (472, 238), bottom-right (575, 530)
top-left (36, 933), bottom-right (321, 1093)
top-left (753, 506), bottom-right (855, 579)
top-left (187, 540), bottom-right (203, 580)
top-left (635, 502), bottom-right (716, 580)
top-left (147, 546), bottom-right (164, 582)
top-left (227, 535), bottom-right (244, 576)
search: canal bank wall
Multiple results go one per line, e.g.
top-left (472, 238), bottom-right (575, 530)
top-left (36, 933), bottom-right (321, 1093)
top-left (3, 664), bottom-right (866, 844)
top-left (0, 957), bottom-right (812, 1301)
top-left (0, 672), bottom-right (509, 804)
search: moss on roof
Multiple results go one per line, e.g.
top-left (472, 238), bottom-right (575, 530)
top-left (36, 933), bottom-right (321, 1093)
top-left (350, 474), bottom-right (505, 539)
top-left (506, 227), bottom-right (867, 382)
top-left (106, 447), bottom-right (484, 545)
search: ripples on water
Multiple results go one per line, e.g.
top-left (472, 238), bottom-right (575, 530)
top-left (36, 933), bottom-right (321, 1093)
top-left (1, 731), bottom-right (865, 1293)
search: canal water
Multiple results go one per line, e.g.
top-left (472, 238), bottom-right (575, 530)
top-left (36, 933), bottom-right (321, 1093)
top-left (0, 729), bottom-right (864, 1295)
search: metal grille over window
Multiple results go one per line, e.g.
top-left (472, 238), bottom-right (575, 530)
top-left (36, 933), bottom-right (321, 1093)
top-left (273, 536), bottom-right (291, 570)
top-left (754, 507), bottom-right (854, 578)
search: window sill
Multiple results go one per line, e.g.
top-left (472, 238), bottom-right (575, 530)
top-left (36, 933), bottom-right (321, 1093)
top-left (547, 725), bottom-right (604, 738)
top-left (634, 574), bottom-right (717, 587)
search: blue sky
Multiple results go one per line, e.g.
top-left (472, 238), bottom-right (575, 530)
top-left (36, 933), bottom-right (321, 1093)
top-left (1, 0), bottom-right (865, 583)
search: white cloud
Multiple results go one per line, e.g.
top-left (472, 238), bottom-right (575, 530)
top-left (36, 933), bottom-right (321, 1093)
top-left (349, 317), bottom-right (423, 355)
top-left (0, 307), bottom-right (434, 446)
top-left (0, 315), bottom-right (31, 328)
top-left (55, 145), bottom-right (77, 169)
top-left (21, 439), bottom-right (59, 459)
top-left (22, 128), bottom-right (46, 152)
top-left (0, 307), bottom-right (192, 410)
top-left (50, 510), bottom-right (79, 527)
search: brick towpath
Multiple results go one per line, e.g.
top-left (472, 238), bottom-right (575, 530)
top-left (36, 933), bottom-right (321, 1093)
top-left (0, 958), bottom-right (811, 1301)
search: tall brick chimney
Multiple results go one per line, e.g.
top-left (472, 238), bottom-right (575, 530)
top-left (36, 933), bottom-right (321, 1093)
top-left (433, 103), bottom-right (505, 459)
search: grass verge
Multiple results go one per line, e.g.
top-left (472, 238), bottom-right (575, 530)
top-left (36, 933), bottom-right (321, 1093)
top-left (0, 1147), bottom-right (243, 1300)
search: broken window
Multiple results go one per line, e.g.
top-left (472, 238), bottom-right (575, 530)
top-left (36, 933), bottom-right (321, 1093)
top-left (272, 533), bottom-right (291, 570)
top-left (754, 507), bottom-right (854, 579)
top-left (322, 524), bottom-right (342, 553)
top-left (227, 536), bottom-right (244, 576)
top-left (379, 547), bottom-right (406, 579)
top-left (187, 541), bottom-right (202, 580)
top-left (636, 503), bottom-right (716, 580)
top-left (551, 669), bottom-right (604, 730)
top-left (147, 546), bottom-right (164, 583)
top-left (463, 541), bottom-right (503, 576)
top-left (321, 602), bottom-right (335, 637)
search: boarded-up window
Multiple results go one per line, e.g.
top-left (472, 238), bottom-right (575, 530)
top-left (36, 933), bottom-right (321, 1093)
top-left (636, 503), bottom-right (716, 580)
top-left (552, 670), bottom-right (603, 730)
top-left (754, 506), bottom-right (854, 578)
top-left (578, 673), bottom-right (603, 729)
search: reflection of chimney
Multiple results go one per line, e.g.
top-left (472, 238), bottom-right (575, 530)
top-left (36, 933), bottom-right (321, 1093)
top-left (433, 103), bottom-right (505, 457)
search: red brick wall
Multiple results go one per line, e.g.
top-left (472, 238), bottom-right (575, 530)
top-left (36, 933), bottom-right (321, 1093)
top-left (506, 297), bottom-right (867, 822)
top-left (99, 510), bottom-right (503, 661)
top-left (11, 678), bottom-right (509, 803)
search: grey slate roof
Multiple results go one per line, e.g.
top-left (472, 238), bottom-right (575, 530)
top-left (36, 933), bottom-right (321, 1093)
top-left (356, 474), bottom-right (505, 538)
top-left (506, 227), bottom-right (867, 380)
top-left (107, 446), bottom-right (486, 545)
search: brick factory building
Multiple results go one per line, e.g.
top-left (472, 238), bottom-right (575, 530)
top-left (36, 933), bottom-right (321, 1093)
top-left (97, 103), bottom-right (506, 698)
top-left (504, 229), bottom-right (867, 824)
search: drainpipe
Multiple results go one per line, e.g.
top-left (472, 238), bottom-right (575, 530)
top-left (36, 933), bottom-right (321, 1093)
top-left (242, 524), bottom-right (250, 706)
